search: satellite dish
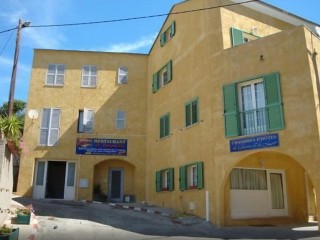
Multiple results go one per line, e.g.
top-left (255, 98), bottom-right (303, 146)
top-left (316, 26), bottom-right (320, 37)
top-left (28, 109), bottom-right (39, 120)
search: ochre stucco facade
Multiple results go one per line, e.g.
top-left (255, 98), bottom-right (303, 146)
top-left (17, 0), bottom-right (320, 227)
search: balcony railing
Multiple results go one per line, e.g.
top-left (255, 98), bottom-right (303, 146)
top-left (239, 108), bottom-right (267, 135)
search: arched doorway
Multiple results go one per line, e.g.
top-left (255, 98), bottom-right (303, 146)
top-left (93, 159), bottom-right (135, 203)
top-left (223, 151), bottom-right (317, 226)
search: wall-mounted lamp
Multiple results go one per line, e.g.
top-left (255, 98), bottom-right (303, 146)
top-left (260, 55), bottom-right (265, 61)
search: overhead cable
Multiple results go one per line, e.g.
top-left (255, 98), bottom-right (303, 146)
top-left (0, 0), bottom-right (260, 33)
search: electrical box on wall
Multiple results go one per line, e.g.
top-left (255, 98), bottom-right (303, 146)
top-left (124, 195), bottom-right (135, 203)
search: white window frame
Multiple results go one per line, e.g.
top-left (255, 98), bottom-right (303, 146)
top-left (162, 170), bottom-right (170, 190)
top-left (39, 108), bottom-right (61, 146)
top-left (78, 108), bottom-right (94, 133)
top-left (46, 64), bottom-right (65, 86)
top-left (188, 165), bottom-right (197, 188)
top-left (238, 78), bottom-right (267, 135)
top-left (118, 66), bottom-right (128, 84)
top-left (159, 68), bottom-right (168, 88)
top-left (82, 65), bottom-right (97, 87)
top-left (116, 110), bottom-right (126, 129)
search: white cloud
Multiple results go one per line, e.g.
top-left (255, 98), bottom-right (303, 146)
top-left (23, 27), bottom-right (65, 49)
top-left (0, 10), bottom-right (27, 24)
top-left (103, 34), bottom-right (157, 53)
top-left (0, 56), bottom-right (29, 72)
top-left (0, 0), bottom-right (69, 50)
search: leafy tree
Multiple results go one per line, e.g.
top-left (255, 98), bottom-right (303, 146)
top-left (0, 100), bottom-right (26, 118)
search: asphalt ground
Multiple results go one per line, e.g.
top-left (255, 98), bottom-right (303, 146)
top-left (5, 196), bottom-right (320, 240)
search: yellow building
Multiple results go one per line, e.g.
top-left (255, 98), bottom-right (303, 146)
top-left (18, 0), bottom-right (320, 227)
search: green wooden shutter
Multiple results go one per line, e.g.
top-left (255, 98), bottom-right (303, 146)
top-left (185, 103), bottom-right (191, 127)
top-left (223, 84), bottom-right (239, 137)
top-left (231, 27), bottom-right (244, 46)
top-left (165, 114), bottom-right (170, 137)
top-left (160, 117), bottom-right (165, 138)
top-left (167, 60), bottom-right (172, 82)
top-left (152, 73), bottom-right (159, 93)
top-left (170, 21), bottom-right (176, 38)
top-left (264, 72), bottom-right (284, 131)
top-left (197, 162), bottom-right (204, 189)
top-left (179, 166), bottom-right (187, 191)
top-left (160, 32), bottom-right (166, 47)
top-left (156, 171), bottom-right (161, 192)
top-left (169, 168), bottom-right (174, 191)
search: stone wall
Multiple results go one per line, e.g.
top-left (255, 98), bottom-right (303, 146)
top-left (0, 139), bottom-right (13, 224)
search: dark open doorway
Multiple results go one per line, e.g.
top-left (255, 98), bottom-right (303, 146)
top-left (46, 161), bottom-right (66, 199)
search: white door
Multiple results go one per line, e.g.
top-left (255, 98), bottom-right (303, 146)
top-left (33, 161), bottom-right (48, 199)
top-left (33, 161), bottom-right (76, 200)
top-left (64, 162), bottom-right (76, 200)
top-left (268, 171), bottom-right (288, 216)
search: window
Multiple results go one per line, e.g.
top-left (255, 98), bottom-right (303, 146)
top-left (230, 168), bottom-right (267, 190)
top-left (230, 27), bottom-right (259, 47)
top-left (185, 98), bottom-right (199, 127)
top-left (179, 162), bottom-right (204, 191)
top-left (152, 60), bottom-right (172, 93)
top-left (116, 110), bottom-right (126, 129)
top-left (82, 65), bottom-right (97, 87)
top-left (39, 108), bottom-right (61, 146)
top-left (118, 66), bottom-right (128, 84)
top-left (223, 73), bottom-right (284, 137)
top-left (238, 79), bottom-right (267, 135)
top-left (78, 108), bottom-right (94, 133)
top-left (67, 162), bottom-right (76, 187)
top-left (35, 162), bottom-right (45, 185)
top-left (156, 168), bottom-right (174, 192)
top-left (46, 64), bottom-right (65, 86)
top-left (230, 168), bottom-right (287, 219)
top-left (160, 113), bottom-right (170, 139)
top-left (160, 21), bottom-right (176, 47)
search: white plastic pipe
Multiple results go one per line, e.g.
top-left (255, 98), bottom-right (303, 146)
top-left (206, 191), bottom-right (209, 222)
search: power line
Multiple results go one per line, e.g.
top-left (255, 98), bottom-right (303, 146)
top-left (0, 30), bottom-right (15, 56)
top-left (0, 0), bottom-right (260, 33)
top-left (0, 27), bottom-right (18, 34)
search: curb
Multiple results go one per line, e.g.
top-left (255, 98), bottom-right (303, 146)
top-left (108, 203), bottom-right (171, 217)
top-left (29, 212), bottom-right (39, 240)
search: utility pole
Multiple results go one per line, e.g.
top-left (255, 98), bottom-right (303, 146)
top-left (7, 19), bottom-right (30, 116)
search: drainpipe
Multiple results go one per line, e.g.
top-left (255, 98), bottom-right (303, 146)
top-left (206, 191), bottom-right (210, 222)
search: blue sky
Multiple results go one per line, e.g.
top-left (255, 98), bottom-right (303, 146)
top-left (0, 0), bottom-right (319, 107)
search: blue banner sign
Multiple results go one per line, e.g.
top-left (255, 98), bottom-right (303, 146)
top-left (230, 133), bottom-right (279, 152)
top-left (76, 138), bottom-right (127, 156)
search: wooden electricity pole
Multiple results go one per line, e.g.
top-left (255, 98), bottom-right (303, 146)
top-left (8, 19), bottom-right (30, 116)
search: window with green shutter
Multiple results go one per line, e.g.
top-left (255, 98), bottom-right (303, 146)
top-left (160, 113), bottom-right (170, 139)
top-left (230, 27), bottom-right (259, 47)
top-left (160, 21), bottom-right (176, 47)
top-left (179, 162), bottom-right (204, 191)
top-left (223, 72), bottom-right (284, 137)
top-left (152, 60), bottom-right (173, 93)
top-left (155, 168), bottom-right (174, 192)
top-left (185, 98), bottom-right (199, 127)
